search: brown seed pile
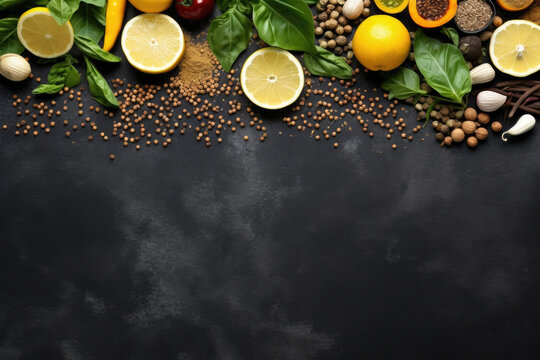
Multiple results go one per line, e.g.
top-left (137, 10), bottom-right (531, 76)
top-left (2, 38), bottom-right (422, 151)
top-left (416, 0), bottom-right (449, 21)
top-left (455, 0), bottom-right (493, 32)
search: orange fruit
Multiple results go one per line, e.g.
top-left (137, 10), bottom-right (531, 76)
top-left (352, 15), bottom-right (410, 71)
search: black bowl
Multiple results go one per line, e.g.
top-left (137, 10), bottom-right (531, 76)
top-left (454, 0), bottom-right (496, 34)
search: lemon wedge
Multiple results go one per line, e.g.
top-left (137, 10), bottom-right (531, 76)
top-left (489, 19), bottom-right (540, 77)
top-left (121, 14), bottom-right (185, 74)
top-left (240, 47), bottom-right (304, 110)
top-left (17, 7), bottom-right (74, 58)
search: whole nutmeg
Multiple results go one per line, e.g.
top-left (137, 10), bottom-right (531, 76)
top-left (327, 39), bottom-right (336, 49)
top-left (477, 112), bottom-right (490, 125)
top-left (493, 16), bottom-right (503, 27)
top-left (315, 27), bottom-right (324, 36)
top-left (491, 121), bottom-right (503, 132)
top-left (318, 12), bottom-right (329, 21)
top-left (467, 136), bottom-right (479, 148)
top-left (444, 136), bottom-right (453, 146)
top-left (464, 107), bottom-right (477, 121)
top-left (435, 132), bottom-right (445, 141)
top-left (446, 119), bottom-right (456, 128)
top-left (324, 30), bottom-right (334, 39)
top-left (451, 128), bottom-right (465, 143)
top-left (335, 35), bottom-right (347, 46)
top-left (475, 127), bottom-right (488, 140)
top-left (330, 10), bottom-right (340, 19)
top-left (462, 120), bottom-right (477, 135)
top-left (325, 19), bottom-right (338, 30)
top-left (440, 124), bottom-right (450, 135)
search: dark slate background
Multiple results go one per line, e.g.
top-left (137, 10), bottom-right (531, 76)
top-left (2, 4), bottom-right (540, 360)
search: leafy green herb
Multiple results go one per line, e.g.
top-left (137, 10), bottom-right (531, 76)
top-left (216, 0), bottom-right (252, 15)
top-left (80, 0), bottom-right (105, 6)
top-left (0, 0), bottom-right (48, 11)
top-left (70, 2), bottom-right (106, 43)
top-left (381, 67), bottom-right (426, 100)
top-left (208, 7), bottom-right (252, 72)
top-left (304, 46), bottom-right (352, 79)
top-left (0, 18), bottom-right (24, 55)
top-left (33, 55), bottom-right (81, 94)
top-left (441, 27), bottom-right (459, 47)
top-left (83, 55), bottom-right (119, 108)
top-left (47, 0), bottom-right (81, 25)
top-left (75, 35), bottom-right (121, 62)
top-left (252, 0), bottom-right (316, 54)
top-left (413, 29), bottom-right (471, 105)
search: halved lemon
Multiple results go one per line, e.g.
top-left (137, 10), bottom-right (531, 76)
top-left (121, 13), bottom-right (185, 74)
top-left (489, 19), bottom-right (540, 77)
top-left (240, 47), bottom-right (304, 110)
top-left (17, 7), bottom-right (74, 58)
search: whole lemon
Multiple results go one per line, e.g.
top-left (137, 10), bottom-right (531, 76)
top-left (128, 0), bottom-right (173, 13)
top-left (352, 15), bottom-right (410, 71)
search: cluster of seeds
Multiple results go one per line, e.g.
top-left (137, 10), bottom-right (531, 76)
top-left (313, 0), bottom-right (370, 60)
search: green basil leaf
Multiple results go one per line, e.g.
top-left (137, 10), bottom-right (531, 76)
top-left (75, 35), bottom-right (121, 62)
top-left (441, 27), bottom-right (459, 47)
top-left (32, 83), bottom-right (65, 94)
top-left (304, 46), bottom-right (353, 79)
top-left (304, 0), bottom-right (318, 4)
top-left (216, 0), bottom-right (252, 16)
top-left (381, 67), bottom-right (427, 100)
top-left (49, 56), bottom-right (80, 87)
top-left (84, 55), bottom-right (119, 108)
top-left (81, 0), bottom-right (105, 6)
top-left (71, 2), bottom-right (105, 43)
top-left (252, 0), bottom-right (316, 54)
top-left (0, 18), bottom-right (24, 56)
top-left (413, 29), bottom-right (471, 105)
top-left (0, 0), bottom-right (48, 11)
top-left (208, 7), bottom-right (252, 72)
top-left (47, 0), bottom-right (81, 25)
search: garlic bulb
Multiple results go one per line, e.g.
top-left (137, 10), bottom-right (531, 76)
top-left (0, 53), bottom-right (31, 81)
top-left (470, 63), bottom-right (496, 85)
top-left (342, 0), bottom-right (364, 20)
top-left (476, 90), bottom-right (507, 112)
top-left (502, 114), bottom-right (536, 142)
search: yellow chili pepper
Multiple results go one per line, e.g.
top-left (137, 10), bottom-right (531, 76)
top-left (103, 0), bottom-right (126, 52)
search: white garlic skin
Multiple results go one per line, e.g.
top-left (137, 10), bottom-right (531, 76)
top-left (470, 63), bottom-right (496, 85)
top-left (342, 0), bottom-right (364, 20)
top-left (0, 53), bottom-right (31, 81)
top-left (476, 90), bottom-right (507, 112)
top-left (502, 114), bottom-right (536, 142)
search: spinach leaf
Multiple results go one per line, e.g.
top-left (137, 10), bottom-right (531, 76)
top-left (441, 27), bottom-right (459, 47)
top-left (304, 46), bottom-right (352, 79)
top-left (304, 0), bottom-right (318, 4)
top-left (413, 29), bottom-right (471, 105)
top-left (0, 18), bottom-right (24, 55)
top-left (75, 35), bottom-right (121, 62)
top-left (252, 0), bottom-right (316, 54)
top-left (84, 55), bottom-right (119, 108)
top-left (33, 83), bottom-right (65, 94)
top-left (216, 0), bottom-right (251, 16)
top-left (381, 67), bottom-right (426, 100)
top-left (47, 0), bottom-right (81, 25)
top-left (71, 2), bottom-right (106, 43)
top-left (81, 0), bottom-right (105, 6)
top-left (208, 7), bottom-right (252, 72)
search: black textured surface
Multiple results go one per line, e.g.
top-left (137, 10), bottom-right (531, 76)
top-left (2, 4), bottom-right (540, 360)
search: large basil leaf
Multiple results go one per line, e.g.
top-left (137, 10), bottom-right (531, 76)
top-left (381, 67), bottom-right (426, 100)
top-left (71, 2), bottom-right (105, 43)
top-left (47, 0), bottom-right (81, 25)
top-left (0, 18), bottom-right (24, 55)
top-left (33, 55), bottom-right (81, 94)
top-left (252, 0), bottom-right (316, 54)
top-left (413, 29), bottom-right (471, 105)
top-left (304, 46), bottom-right (352, 79)
top-left (208, 7), bottom-right (252, 72)
top-left (216, 0), bottom-right (251, 16)
top-left (84, 55), bottom-right (119, 108)
top-left (75, 35), bottom-right (121, 62)
top-left (81, 0), bottom-right (105, 6)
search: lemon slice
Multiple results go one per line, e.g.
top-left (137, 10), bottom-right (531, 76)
top-left (240, 47), bottom-right (304, 110)
top-left (489, 19), bottom-right (540, 77)
top-left (17, 7), bottom-right (74, 58)
top-left (121, 14), bottom-right (185, 74)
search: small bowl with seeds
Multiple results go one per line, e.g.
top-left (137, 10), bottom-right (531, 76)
top-left (454, 0), bottom-right (496, 34)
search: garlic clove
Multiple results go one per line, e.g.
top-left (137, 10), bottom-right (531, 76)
top-left (470, 63), bottom-right (496, 85)
top-left (476, 90), bottom-right (507, 113)
top-left (502, 114), bottom-right (536, 142)
top-left (0, 53), bottom-right (31, 82)
top-left (342, 0), bottom-right (364, 20)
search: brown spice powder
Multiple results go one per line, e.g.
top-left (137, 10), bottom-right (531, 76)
top-left (176, 35), bottom-right (219, 94)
